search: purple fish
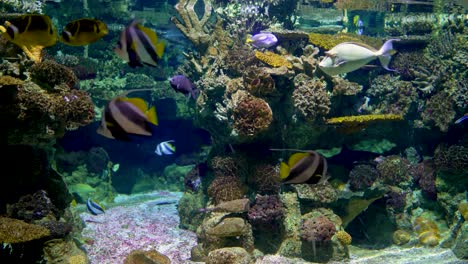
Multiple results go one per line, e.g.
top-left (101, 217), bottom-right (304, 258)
top-left (246, 32), bottom-right (278, 48)
top-left (169, 75), bottom-right (199, 101)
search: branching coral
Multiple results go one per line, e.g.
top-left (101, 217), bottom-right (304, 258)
top-left (292, 74), bottom-right (330, 122)
top-left (223, 46), bottom-right (258, 77)
top-left (232, 94), bottom-right (273, 137)
top-left (207, 176), bottom-right (246, 205)
top-left (171, 0), bottom-right (213, 51)
top-left (210, 155), bottom-right (245, 178)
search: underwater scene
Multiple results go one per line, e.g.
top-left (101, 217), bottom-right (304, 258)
top-left (0, 0), bottom-right (467, 263)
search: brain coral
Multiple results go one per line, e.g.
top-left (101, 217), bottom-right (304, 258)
top-left (232, 95), bottom-right (273, 137)
top-left (292, 74), bottom-right (330, 122)
top-left (207, 176), bottom-right (246, 205)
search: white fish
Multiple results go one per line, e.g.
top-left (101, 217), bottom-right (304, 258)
top-left (155, 140), bottom-right (176, 156)
top-left (318, 39), bottom-right (400, 76)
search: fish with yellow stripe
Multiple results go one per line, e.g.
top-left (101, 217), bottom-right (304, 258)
top-left (272, 149), bottom-right (328, 184)
top-left (0, 14), bottom-right (57, 62)
top-left (114, 19), bottom-right (165, 68)
top-left (97, 89), bottom-right (158, 141)
top-left (60, 18), bottom-right (108, 46)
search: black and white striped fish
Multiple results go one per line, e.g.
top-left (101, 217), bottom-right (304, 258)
top-left (86, 198), bottom-right (105, 215)
top-left (155, 140), bottom-right (176, 156)
top-left (114, 19), bottom-right (165, 68)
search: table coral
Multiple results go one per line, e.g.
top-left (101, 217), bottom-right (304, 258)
top-left (255, 51), bottom-right (292, 69)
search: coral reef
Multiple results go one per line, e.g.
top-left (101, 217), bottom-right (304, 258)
top-left (335, 230), bottom-right (352, 245)
top-left (412, 159), bottom-right (437, 200)
top-left (292, 74), bottom-right (330, 122)
top-left (420, 91), bottom-right (456, 132)
top-left (376, 155), bottom-right (412, 187)
top-left (207, 176), bottom-right (246, 205)
top-left (434, 144), bottom-right (468, 174)
top-left (247, 195), bottom-right (285, 230)
top-left (301, 215), bottom-right (336, 242)
top-left (232, 95), bottom-right (273, 137)
top-left (251, 163), bottom-right (281, 194)
top-left (29, 60), bottom-right (78, 91)
top-left (348, 164), bottom-right (380, 191)
top-left (255, 51), bottom-right (293, 69)
top-left (308, 32), bottom-right (382, 50)
top-left (0, 216), bottom-right (50, 243)
top-left (7, 190), bottom-right (59, 222)
top-left (413, 216), bottom-right (440, 247)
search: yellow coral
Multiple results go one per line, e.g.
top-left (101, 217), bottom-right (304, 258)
top-left (458, 201), bottom-right (468, 221)
top-left (309, 32), bottom-right (382, 50)
top-left (255, 51), bottom-right (292, 69)
top-left (0, 76), bottom-right (24, 86)
top-left (335, 230), bottom-right (352, 245)
top-left (326, 114), bottom-right (403, 125)
top-left (413, 216), bottom-right (440, 247)
top-left (68, 255), bottom-right (88, 264)
top-left (0, 216), bottom-right (50, 243)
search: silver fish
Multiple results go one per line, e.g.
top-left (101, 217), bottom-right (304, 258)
top-left (318, 39), bottom-right (400, 76)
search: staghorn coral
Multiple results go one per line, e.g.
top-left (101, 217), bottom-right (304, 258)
top-left (376, 155), bottom-right (412, 186)
top-left (292, 74), bottom-right (330, 122)
top-left (255, 51), bottom-right (292, 69)
top-left (232, 94), bottom-right (273, 137)
top-left (420, 91), bottom-right (456, 132)
top-left (207, 176), bottom-right (246, 205)
top-left (0, 216), bottom-right (50, 243)
top-left (301, 215), bottom-right (336, 242)
top-left (348, 164), bottom-right (380, 191)
top-left (247, 195), bottom-right (285, 230)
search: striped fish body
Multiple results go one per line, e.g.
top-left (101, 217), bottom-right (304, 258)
top-left (0, 14), bottom-right (57, 48)
top-left (155, 140), bottom-right (176, 156)
top-left (60, 18), bottom-right (108, 46)
top-left (114, 20), bottom-right (165, 68)
top-left (86, 198), bottom-right (105, 215)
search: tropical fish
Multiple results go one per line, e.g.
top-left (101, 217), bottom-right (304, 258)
top-left (97, 89), bottom-right (158, 141)
top-left (155, 140), bottom-right (176, 156)
top-left (318, 39), bottom-right (400, 76)
top-left (246, 32), bottom-right (278, 48)
top-left (353, 15), bottom-right (364, 35)
top-left (455, 114), bottom-right (468, 124)
top-left (114, 19), bottom-right (165, 68)
top-left (0, 14), bottom-right (57, 61)
top-left (169, 75), bottom-right (199, 101)
top-left (60, 18), bottom-right (108, 46)
top-left (271, 149), bottom-right (328, 184)
top-left (86, 198), bottom-right (105, 215)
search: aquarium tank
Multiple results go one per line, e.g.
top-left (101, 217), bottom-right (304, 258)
top-left (0, 0), bottom-right (467, 263)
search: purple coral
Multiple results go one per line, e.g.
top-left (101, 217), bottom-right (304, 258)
top-left (411, 159), bottom-right (437, 200)
top-left (247, 195), bottom-right (284, 230)
top-left (301, 215), bottom-right (336, 242)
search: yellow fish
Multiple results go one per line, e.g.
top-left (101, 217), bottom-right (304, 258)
top-left (0, 14), bottom-right (57, 62)
top-left (60, 18), bottom-right (108, 46)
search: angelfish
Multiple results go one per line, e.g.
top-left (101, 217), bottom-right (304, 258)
top-left (318, 39), bottom-right (400, 76)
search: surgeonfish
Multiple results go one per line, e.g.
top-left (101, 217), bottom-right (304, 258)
top-left (155, 140), bottom-right (176, 156)
top-left (96, 89), bottom-right (158, 141)
top-left (271, 149), bottom-right (328, 184)
top-left (0, 14), bottom-right (57, 62)
top-left (169, 75), bottom-right (199, 101)
top-left (246, 32), bottom-right (278, 48)
top-left (86, 198), bottom-right (105, 215)
top-left (60, 18), bottom-right (108, 46)
top-left (114, 19), bottom-right (165, 68)
top-left (318, 39), bottom-right (400, 76)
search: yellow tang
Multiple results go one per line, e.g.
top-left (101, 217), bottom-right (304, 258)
top-left (60, 18), bottom-right (108, 46)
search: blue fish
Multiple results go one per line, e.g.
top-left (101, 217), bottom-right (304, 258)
top-left (86, 198), bottom-right (105, 215)
top-left (455, 114), bottom-right (468, 124)
top-left (246, 32), bottom-right (278, 48)
top-left (155, 140), bottom-right (176, 156)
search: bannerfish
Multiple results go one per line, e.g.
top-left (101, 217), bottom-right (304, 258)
top-left (86, 198), bottom-right (105, 215)
top-left (455, 114), bottom-right (468, 124)
top-left (97, 89), bottom-right (158, 141)
top-left (272, 149), bottom-right (328, 184)
top-left (169, 75), bottom-right (199, 101)
top-left (114, 19), bottom-right (165, 68)
top-left (318, 38), bottom-right (400, 76)
top-left (60, 18), bottom-right (108, 46)
top-left (155, 140), bottom-right (176, 156)
top-left (246, 32), bottom-right (278, 48)
top-left (0, 14), bottom-right (57, 61)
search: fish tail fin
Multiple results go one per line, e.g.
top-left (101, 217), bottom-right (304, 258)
top-left (377, 38), bottom-right (400, 72)
top-left (146, 105), bottom-right (158, 125)
top-left (155, 41), bottom-right (165, 58)
top-left (279, 162), bottom-right (290, 180)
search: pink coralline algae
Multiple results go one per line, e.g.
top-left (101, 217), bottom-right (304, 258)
top-left (80, 192), bottom-right (197, 264)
